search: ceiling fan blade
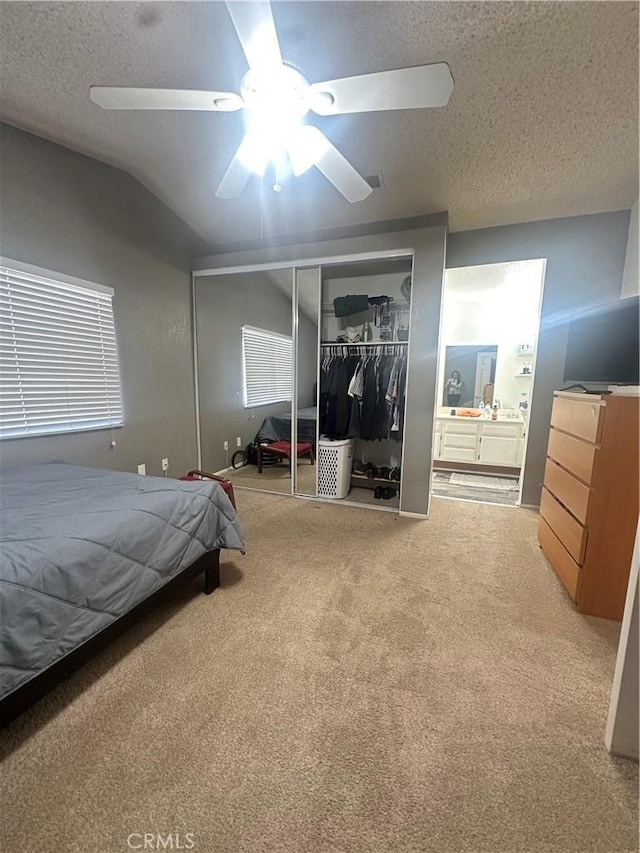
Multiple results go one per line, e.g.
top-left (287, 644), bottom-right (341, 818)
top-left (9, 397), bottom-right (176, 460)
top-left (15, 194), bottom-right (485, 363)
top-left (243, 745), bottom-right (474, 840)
top-left (309, 63), bottom-right (454, 116)
top-left (290, 126), bottom-right (372, 203)
top-left (215, 133), bottom-right (264, 199)
top-left (90, 87), bottom-right (243, 111)
top-left (225, 1), bottom-right (282, 73)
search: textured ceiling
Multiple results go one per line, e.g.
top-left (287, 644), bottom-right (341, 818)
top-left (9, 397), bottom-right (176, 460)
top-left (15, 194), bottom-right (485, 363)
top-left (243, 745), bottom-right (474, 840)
top-left (0, 1), bottom-right (638, 248)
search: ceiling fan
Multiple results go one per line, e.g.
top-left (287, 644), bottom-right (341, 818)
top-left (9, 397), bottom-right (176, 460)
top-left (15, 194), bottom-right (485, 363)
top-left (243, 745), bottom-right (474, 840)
top-left (90, 1), bottom-right (454, 203)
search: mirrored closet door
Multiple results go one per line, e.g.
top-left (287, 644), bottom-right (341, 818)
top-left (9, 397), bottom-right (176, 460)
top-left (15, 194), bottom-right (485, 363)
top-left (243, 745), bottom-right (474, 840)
top-left (292, 266), bottom-right (321, 498)
top-left (194, 268), bottom-right (294, 494)
top-left (193, 252), bottom-right (416, 513)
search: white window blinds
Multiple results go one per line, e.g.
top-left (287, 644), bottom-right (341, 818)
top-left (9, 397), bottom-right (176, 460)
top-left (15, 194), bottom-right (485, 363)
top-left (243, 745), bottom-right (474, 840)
top-left (0, 259), bottom-right (124, 439)
top-left (242, 325), bottom-right (293, 408)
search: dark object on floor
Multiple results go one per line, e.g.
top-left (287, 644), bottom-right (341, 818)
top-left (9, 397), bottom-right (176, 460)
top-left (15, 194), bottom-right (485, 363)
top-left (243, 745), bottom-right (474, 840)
top-left (374, 486), bottom-right (398, 500)
top-left (257, 440), bottom-right (315, 473)
top-left (0, 549), bottom-right (221, 727)
top-left (232, 449), bottom-right (248, 469)
top-left (231, 440), bottom-right (269, 469)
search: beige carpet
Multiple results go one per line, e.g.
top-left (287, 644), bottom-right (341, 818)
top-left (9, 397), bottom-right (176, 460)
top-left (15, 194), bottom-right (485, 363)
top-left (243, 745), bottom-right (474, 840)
top-left (1, 492), bottom-right (637, 853)
top-left (226, 461), bottom-right (316, 495)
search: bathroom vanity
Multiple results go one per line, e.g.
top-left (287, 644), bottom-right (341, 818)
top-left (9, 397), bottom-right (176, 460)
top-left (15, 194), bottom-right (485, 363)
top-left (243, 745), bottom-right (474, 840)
top-left (434, 410), bottom-right (526, 467)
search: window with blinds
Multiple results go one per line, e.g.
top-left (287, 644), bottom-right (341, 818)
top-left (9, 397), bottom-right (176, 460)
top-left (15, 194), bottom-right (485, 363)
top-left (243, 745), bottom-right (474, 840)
top-left (242, 325), bottom-right (293, 408)
top-left (0, 259), bottom-right (124, 439)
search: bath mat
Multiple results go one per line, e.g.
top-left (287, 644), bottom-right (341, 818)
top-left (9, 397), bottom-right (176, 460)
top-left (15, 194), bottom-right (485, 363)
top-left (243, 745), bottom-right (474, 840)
top-left (449, 473), bottom-right (519, 491)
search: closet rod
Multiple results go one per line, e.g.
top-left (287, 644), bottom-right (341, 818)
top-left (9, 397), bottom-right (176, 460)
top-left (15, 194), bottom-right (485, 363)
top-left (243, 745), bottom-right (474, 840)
top-left (321, 341), bottom-right (409, 347)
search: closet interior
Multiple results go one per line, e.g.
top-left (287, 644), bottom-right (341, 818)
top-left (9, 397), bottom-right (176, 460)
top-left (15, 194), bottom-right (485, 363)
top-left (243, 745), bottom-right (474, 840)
top-left (319, 257), bottom-right (412, 508)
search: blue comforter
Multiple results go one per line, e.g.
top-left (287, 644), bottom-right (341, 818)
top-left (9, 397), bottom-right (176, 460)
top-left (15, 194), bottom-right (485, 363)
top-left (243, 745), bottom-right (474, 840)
top-left (0, 463), bottom-right (245, 699)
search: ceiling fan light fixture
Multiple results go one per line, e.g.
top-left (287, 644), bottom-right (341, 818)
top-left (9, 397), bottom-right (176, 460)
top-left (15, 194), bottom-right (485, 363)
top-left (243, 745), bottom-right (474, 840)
top-left (288, 125), bottom-right (330, 176)
top-left (240, 65), bottom-right (310, 124)
top-left (308, 90), bottom-right (335, 114)
top-left (236, 131), bottom-right (270, 176)
top-left (91, 1), bottom-right (455, 204)
top-left (213, 94), bottom-right (244, 111)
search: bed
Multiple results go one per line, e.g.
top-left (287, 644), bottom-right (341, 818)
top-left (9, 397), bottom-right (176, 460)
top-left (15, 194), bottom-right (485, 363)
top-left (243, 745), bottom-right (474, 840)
top-left (256, 405), bottom-right (317, 445)
top-left (0, 462), bottom-right (245, 724)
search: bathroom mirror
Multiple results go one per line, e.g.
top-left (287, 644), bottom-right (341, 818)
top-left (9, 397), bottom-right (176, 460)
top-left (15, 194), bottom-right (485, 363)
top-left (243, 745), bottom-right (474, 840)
top-left (442, 345), bottom-right (498, 407)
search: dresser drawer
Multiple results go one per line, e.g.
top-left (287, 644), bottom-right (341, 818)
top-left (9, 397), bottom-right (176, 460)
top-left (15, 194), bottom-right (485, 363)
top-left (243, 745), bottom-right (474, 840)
top-left (547, 428), bottom-right (597, 485)
top-left (540, 487), bottom-right (588, 564)
top-left (538, 517), bottom-right (580, 601)
top-left (543, 458), bottom-right (591, 525)
top-left (551, 396), bottom-right (604, 444)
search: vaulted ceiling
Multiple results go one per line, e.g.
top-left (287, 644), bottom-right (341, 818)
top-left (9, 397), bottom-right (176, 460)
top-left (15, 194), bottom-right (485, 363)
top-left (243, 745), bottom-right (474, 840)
top-left (0, 1), bottom-right (637, 248)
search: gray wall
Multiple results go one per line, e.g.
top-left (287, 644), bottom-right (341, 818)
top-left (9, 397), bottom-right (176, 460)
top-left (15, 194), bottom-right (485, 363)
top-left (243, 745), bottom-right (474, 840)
top-left (0, 122), bottom-right (207, 477)
top-left (194, 222), bottom-right (448, 517)
top-left (447, 210), bottom-right (632, 505)
top-left (195, 271), bottom-right (317, 473)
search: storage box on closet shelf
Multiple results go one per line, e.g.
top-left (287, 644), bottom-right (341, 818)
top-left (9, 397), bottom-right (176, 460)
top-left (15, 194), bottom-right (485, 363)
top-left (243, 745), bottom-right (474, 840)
top-left (317, 437), bottom-right (354, 499)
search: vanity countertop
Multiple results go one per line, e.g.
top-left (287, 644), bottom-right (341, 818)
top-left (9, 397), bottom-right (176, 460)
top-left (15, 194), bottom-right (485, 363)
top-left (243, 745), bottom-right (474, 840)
top-left (436, 408), bottom-right (524, 423)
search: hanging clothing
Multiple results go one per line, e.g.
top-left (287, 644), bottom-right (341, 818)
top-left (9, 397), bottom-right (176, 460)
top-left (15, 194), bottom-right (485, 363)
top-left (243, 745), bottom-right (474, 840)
top-left (320, 347), bottom-right (407, 442)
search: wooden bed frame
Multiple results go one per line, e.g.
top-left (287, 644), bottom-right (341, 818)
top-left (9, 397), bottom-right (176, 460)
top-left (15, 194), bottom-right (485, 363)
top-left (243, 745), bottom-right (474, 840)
top-left (0, 549), bottom-right (220, 728)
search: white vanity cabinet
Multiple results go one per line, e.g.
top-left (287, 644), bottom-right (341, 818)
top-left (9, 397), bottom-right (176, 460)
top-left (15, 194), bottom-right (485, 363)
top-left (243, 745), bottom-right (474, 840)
top-left (435, 416), bottom-right (525, 467)
top-left (436, 418), bottom-right (479, 464)
top-left (477, 422), bottom-right (523, 466)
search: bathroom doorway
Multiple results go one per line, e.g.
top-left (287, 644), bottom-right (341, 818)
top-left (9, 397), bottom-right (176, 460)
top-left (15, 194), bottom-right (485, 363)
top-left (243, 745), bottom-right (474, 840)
top-left (431, 260), bottom-right (546, 507)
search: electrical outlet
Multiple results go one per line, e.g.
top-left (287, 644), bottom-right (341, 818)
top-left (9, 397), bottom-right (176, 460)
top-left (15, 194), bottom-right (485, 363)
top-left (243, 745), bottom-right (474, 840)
top-left (223, 440), bottom-right (229, 451)
top-left (161, 458), bottom-right (169, 472)
top-left (137, 464), bottom-right (146, 476)
top-left (236, 436), bottom-right (242, 447)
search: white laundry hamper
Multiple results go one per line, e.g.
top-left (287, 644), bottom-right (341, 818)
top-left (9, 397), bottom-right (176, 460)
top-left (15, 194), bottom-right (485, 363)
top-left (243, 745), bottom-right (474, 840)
top-left (317, 437), bottom-right (354, 499)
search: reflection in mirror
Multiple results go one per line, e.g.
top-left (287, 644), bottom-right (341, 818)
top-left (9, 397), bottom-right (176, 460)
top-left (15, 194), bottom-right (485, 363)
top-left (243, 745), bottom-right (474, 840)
top-left (432, 259), bottom-right (546, 507)
top-left (442, 345), bottom-right (498, 407)
top-left (293, 267), bottom-right (321, 497)
top-left (194, 268), bottom-right (293, 494)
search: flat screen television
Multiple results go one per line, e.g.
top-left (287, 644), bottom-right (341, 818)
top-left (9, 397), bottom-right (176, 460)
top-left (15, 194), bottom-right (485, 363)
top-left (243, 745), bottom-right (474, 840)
top-left (563, 296), bottom-right (639, 385)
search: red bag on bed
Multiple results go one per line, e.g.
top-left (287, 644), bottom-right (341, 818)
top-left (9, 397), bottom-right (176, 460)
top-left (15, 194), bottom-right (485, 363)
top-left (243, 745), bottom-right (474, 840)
top-left (179, 470), bottom-right (236, 510)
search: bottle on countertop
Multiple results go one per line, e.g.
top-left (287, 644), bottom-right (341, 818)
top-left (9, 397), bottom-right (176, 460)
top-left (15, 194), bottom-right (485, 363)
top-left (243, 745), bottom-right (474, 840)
top-left (491, 402), bottom-right (499, 421)
top-left (483, 403), bottom-right (491, 419)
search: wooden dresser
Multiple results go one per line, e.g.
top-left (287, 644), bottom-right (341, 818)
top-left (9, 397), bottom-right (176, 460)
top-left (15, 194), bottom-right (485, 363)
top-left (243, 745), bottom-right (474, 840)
top-left (538, 390), bottom-right (639, 620)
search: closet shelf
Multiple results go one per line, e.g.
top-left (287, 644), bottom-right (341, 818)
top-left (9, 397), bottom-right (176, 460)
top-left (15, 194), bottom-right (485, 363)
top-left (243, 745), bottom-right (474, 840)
top-left (351, 473), bottom-right (401, 485)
